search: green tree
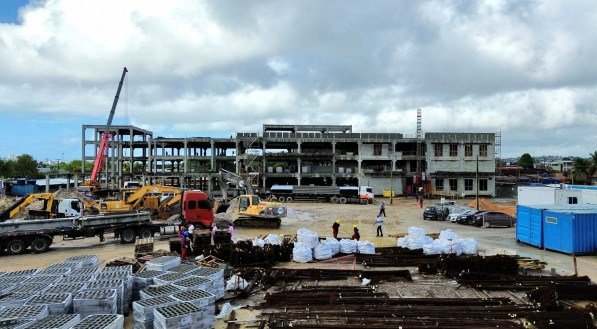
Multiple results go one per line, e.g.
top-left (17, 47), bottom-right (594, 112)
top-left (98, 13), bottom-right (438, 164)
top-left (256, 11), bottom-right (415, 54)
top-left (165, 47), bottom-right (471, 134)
top-left (14, 154), bottom-right (40, 178)
top-left (573, 157), bottom-right (591, 184)
top-left (518, 153), bottom-right (534, 169)
top-left (495, 158), bottom-right (506, 167)
top-left (0, 159), bottom-right (15, 178)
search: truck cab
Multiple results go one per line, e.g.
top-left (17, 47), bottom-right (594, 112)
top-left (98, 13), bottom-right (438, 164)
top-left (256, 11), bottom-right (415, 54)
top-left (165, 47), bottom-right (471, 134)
top-left (359, 186), bottom-right (375, 204)
top-left (57, 199), bottom-right (84, 218)
top-left (182, 190), bottom-right (214, 228)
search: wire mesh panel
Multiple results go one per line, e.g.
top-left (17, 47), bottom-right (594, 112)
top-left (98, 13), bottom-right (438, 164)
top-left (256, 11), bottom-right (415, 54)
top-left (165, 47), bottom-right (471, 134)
top-left (25, 293), bottom-right (73, 315)
top-left (22, 314), bottom-right (81, 329)
top-left (132, 296), bottom-right (178, 329)
top-left (73, 290), bottom-right (118, 319)
top-left (72, 314), bottom-right (124, 329)
top-left (153, 302), bottom-right (211, 329)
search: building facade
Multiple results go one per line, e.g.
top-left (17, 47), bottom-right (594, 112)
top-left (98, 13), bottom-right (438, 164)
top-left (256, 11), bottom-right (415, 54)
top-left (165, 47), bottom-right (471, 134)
top-left (81, 124), bottom-right (496, 196)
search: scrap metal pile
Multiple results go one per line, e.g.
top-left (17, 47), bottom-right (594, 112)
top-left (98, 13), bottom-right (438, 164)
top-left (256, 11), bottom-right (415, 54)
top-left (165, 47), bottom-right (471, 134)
top-left (203, 236), bottom-right (294, 267)
top-left (260, 285), bottom-right (595, 329)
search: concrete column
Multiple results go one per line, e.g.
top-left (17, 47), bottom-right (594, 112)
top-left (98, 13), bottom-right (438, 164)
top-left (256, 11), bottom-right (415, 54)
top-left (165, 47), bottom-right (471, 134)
top-left (183, 140), bottom-right (188, 174)
top-left (210, 141), bottom-right (216, 171)
top-left (391, 142), bottom-right (396, 171)
top-left (129, 127), bottom-right (134, 174)
top-left (147, 140), bottom-right (152, 174)
top-left (45, 174), bottom-right (50, 193)
top-left (297, 141), bottom-right (302, 183)
top-left (66, 176), bottom-right (71, 190)
top-left (235, 140), bottom-right (240, 173)
top-left (262, 141), bottom-right (267, 188)
top-left (357, 141), bottom-right (362, 176)
top-left (81, 126), bottom-right (86, 174)
top-left (74, 174), bottom-right (79, 189)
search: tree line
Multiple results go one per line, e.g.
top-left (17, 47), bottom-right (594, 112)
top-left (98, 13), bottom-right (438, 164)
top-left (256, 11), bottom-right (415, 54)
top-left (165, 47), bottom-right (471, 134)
top-left (0, 155), bottom-right (93, 179)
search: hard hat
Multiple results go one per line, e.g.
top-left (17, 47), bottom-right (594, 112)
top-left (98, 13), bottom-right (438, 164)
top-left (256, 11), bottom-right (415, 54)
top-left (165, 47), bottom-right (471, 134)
top-left (335, 220), bottom-right (340, 224)
top-left (353, 225), bottom-right (357, 228)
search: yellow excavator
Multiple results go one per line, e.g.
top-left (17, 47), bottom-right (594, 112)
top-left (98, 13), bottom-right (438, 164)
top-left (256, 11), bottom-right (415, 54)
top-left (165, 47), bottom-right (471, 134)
top-left (0, 193), bottom-right (97, 221)
top-left (219, 169), bottom-right (286, 228)
top-left (88, 185), bottom-right (182, 219)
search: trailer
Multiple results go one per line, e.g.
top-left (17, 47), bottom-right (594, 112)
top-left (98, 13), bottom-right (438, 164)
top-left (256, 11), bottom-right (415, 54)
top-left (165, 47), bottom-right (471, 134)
top-left (0, 212), bottom-right (167, 255)
top-left (268, 185), bottom-right (374, 205)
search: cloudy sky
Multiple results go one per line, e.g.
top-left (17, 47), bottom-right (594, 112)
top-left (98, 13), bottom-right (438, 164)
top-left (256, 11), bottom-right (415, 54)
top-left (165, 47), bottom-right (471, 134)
top-left (0, 0), bottom-right (596, 161)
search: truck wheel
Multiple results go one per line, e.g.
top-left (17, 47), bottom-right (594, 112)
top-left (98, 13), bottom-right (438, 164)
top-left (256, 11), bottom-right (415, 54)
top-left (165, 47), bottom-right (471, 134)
top-left (138, 227), bottom-right (153, 239)
top-left (278, 196), bottom-right (286, 203)
top-left (6, 239), bottom-right (27, 255)
top-left (120, 229), bottom-right (136, 244)
top-left (360, 199), bottom-right (368, 205)
top-left (285, 197), bottom-right (292, 203)
top-left (339, 197), bottom-right (347, 204)
top-left (270, 196), bottom-right (277, 202)
top-left (31, 237), bottom-right (51, 254)
top-left (330, 196), bottom-right (339, 204)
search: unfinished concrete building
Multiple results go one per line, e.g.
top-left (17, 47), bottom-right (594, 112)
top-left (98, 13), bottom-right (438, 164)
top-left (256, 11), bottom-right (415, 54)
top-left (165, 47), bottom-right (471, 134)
top-left (81, 124), bottom-right (496, 196)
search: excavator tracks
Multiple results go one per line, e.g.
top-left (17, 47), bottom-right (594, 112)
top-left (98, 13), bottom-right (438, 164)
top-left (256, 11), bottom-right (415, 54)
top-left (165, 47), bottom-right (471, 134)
top-left (234, 217), bottom-right (281, 228)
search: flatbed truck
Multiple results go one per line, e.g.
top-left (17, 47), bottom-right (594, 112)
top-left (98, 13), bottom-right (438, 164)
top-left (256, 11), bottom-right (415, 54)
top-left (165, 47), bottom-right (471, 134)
top-left (0, 212), bottom-right (171, 255)
top-left (268, 185), bottom-right (374, 205)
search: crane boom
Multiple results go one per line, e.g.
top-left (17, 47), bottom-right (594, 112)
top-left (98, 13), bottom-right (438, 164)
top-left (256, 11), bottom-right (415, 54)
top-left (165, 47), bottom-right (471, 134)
top-left (218, 168), bottom-right (255, 201)
top-left (90, 67), bottom-right (128, 183)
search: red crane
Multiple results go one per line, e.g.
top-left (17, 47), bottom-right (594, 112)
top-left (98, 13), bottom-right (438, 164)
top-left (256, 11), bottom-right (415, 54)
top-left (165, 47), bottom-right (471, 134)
top-left (89, 67), bottom-right (128, 184)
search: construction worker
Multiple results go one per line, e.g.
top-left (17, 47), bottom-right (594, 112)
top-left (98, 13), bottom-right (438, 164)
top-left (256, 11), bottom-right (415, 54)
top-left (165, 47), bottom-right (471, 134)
top-left (352, 225), bottom-right (360, 241)
top-left (419, 197), bottom-right (424, 209)
top-left (211, 222), bottom-right (217, 245)
top-left (332, 220), bottom-right (340, 239)
top-left (179, 225), bottom-right (189, 260)
top-left (228, 224), bottom-right (234, 240)
top-left (378, 201), bottom-right (386, 217)
top-left (376, 215), bottom-right (384, 237)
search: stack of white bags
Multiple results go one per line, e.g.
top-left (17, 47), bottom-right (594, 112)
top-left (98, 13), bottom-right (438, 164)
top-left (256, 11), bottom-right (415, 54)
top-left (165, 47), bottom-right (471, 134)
top-left (293, 229), bottom-right (319, 263)
top-left (397, 227), bottom-right (477, 255)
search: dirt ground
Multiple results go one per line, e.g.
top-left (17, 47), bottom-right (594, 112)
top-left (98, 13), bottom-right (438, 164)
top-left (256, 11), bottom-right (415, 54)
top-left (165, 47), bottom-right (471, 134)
top-left (1, 197), bottom-right (595, 328)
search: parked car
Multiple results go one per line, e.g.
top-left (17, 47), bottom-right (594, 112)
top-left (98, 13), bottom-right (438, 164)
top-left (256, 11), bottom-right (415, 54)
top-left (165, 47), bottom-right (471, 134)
top-left (423, 206), bottom-right (448, 221)
top-left (471, 211), bottom-right (515, 228)
top-left (448, 209), bottom-right (475, 223)
top-left (456, 211), bottom-right (487, 225)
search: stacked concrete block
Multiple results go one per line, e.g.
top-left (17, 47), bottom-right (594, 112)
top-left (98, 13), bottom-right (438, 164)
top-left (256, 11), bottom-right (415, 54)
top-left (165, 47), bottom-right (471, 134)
top-left (0, 293), bottom-right (33, 308)
top-left (193, 268), bottom-right (225, 299)
top-left (85, 280), bottom-right (125, 314)
top-left (2, 269), bottom-right (38, 277)
top-left (139, 284), bottom-right (182, 300)
top-left (171, 276), bottom-right (212, 292)
top-left (73, 290), bottom-right (118, 319)
top-left (95, 272), bottom-right (131, 314)
top-left (26, 275), bottom-right (63, 285)
top-left (39, 266), bottom-right (73, 276)
top-left (153, 302), bottom-right (209, 329)
top-left (70, 267), bottom-right (99, 277)
top-left (25, 293), bottom-right (73, 315)
top-left (168, 264), bottom-right (203, 274)
top-left (132, 296), bottom-right (178, 329)
top-left (72, 314), bottom-right (124, 329)
top-left (64, 255), bottom-right (100, 268)
top-left (172, 289), bottom-right (216, 309)
top-left (12, 283), bottom-right (50, 296)
top-left (132, 270), bottom-right (165, 301)
top-left (145, 256), bottom-right (180, 271)
top-left (153, 272), bottom-right (188, 286)
top-left (45, 283), bottom-right (87, 295)
top-left (59, 274), bottom-right (94, 284)
top-left (0, 283), bottom-right (15, 295)
top-left (0, 305), bottom-right (48, 324)
top-left (22, 314), bottom-right (81, 329)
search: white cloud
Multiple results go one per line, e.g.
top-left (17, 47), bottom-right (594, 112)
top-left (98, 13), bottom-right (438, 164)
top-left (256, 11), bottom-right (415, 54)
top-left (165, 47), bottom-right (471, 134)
top-left (0, 0), bottom-right (596, 158)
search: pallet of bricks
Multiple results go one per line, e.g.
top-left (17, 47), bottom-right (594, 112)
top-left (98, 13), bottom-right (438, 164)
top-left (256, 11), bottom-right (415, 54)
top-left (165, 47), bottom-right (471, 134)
top-left (131, 256), bottom-right (223, 329)
top-left (0, 254), bottom-right (133, 329)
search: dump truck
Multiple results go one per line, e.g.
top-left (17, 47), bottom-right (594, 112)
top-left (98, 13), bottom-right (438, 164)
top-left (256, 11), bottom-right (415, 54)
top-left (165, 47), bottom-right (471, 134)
top-left (0, 212), bottom-right (160, 255)
top-left (268, 185), bottom-right (374, 204)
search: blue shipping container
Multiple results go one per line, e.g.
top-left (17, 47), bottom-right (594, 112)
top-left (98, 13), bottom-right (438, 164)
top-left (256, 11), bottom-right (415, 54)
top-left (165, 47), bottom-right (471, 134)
top-left (516, 205), bottom-right (545, 247)
top-left (11, 184), bottom-right (37, 197)
top-left (543, 209), bottom-right (597, 254)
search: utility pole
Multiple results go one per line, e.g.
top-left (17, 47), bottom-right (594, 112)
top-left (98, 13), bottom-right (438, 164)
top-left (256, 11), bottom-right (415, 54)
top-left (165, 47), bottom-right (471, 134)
top-left (476, 155), bottom-right (479, 210)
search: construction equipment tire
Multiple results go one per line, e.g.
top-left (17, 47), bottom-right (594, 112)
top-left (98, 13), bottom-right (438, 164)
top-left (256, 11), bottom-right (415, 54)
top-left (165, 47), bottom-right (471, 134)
top-left (120, 229), bottom-right (136, 244)
top-left (286, 197), bottom-right (293, 203)
top-left (339, 197), bottom-right (347, 204)
top-left (31, 237), bottom-right (51, 254)
top-left (6, 239), bottom-right (27, 255)
top-left (278, 196), bottom-right (286, 203)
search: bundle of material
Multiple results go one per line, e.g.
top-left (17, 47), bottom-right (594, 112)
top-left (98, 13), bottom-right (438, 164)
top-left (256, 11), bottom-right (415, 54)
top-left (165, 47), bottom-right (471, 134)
top-left (439, 254), bottom-right (519, 276)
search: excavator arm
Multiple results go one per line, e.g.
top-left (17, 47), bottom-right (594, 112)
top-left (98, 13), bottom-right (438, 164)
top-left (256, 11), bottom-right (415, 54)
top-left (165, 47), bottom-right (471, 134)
top-left (126, 185), bottom-right (182, 209)
top-left (219, 169), bottom-right (255, 201)
top-left (0, 193), bottom-right (55, 221)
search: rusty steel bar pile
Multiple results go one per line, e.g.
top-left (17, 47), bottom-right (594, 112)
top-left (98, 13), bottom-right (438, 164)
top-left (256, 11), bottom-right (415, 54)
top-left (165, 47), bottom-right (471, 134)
top-left (261, 286), bottom-right (596, 329)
